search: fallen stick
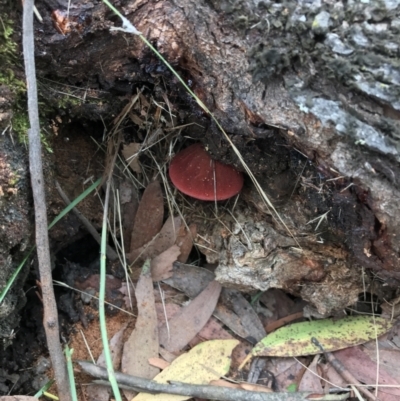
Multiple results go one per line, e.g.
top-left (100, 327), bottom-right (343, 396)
top-left (77, 360), bottom-right (342, 401)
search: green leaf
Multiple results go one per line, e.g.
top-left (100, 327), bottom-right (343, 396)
top-left (252, 316), bottom-right (392, 357)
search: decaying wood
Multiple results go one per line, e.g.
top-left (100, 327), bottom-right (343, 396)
top-left (35, 1), bottom-right (400, 265)
top-left (1, 0), bottom-right (399, 329)
top-left (34, 0), bottom-right (400, 309)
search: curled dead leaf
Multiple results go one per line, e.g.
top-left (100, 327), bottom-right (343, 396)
top-left (130, 181), bottom-right (164, 252)
top-left (128, 216), bottom-right (181, 265)
top-left (151, 244), bottom-right (181, 281)
top-left (122, 142), bottom-right (142, 174)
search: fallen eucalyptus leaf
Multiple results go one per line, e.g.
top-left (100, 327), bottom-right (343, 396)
top-left (122, 260), bottom-right (159, 400)
top-left (133, 339), bottom-right (239, 401)
top-left (252, 316), bottom-right (392, 358)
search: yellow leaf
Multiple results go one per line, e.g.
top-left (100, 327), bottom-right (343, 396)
top-left (252, 316), bottom-right (392, 357)
top-left (132, 339), bottom-right (239, 401)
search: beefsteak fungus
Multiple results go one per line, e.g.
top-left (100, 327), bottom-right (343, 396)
top-left (169, 143), bottom-right (244, 201)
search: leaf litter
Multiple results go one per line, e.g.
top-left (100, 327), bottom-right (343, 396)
top-left (68, 172), bottom-right (399, 401)
top-left (88, 324), bottom-right (128, 401)
top-left (332, 346), bottom-right (400, 400)
top-left (128, 215), bottom-right (182, 265)
top-left (122, 260), bottom-right (160, 400)
top-left (122, 142), bottom-right (142, 174)
top-left (129, 180), bottom-right (164, 251)
top-left (67, 93), bottom-right (400, 401)
top-left (150, 244), bottom-right (181, 282)
top-left (155, 303), bottom-right (234, 347)
top-left (132, 339), bottom-right (239, 401)
top-left (163, 262), bottom-right (266, 341)
top-left (298, 355), bottom-right (323, 393)
top-left (158, 280), bottom-right (222, 354)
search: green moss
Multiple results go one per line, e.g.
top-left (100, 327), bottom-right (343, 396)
top-left (11, 110), bottom-right (53, 153)
top-left (0, 14), bottom-right (30, 148)
top-left (0, 14), bottom-right (17, 53)
top-left (0, 15), bottom-right (25, 95)
top-left (11, 111), bottom-right (29, 146)
top-left (1, 12), bottom-right (100, 151)
top-left (0, 14), bottom-right (55, 152)
top-left (42, 84), bottom-right (84, 111)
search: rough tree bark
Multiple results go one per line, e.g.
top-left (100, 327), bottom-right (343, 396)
top-left (1, 0), bottom-right (400, 336)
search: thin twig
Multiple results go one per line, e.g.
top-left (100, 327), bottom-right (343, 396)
top-left (22, 1), bottom-right (71, 400)
top-left (312, 337), bottom-right (378, 401)
top-left (55, 180), bottom-right (118, 261)
top-left (77, 360), bottom-right (320, 401)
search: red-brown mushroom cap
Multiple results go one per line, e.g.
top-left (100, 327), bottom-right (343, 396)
top-left (169, 143), bottom-right (244, 201)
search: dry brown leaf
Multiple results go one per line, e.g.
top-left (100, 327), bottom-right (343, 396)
top-left (129, 111), bottom-right (145, 127)
top-left (156, 302), bottom-right (181, 326)
top-left (265, 312), bottom-right (304, 333)
top-left (159, 347), bottom-right (178, 363)
top-left (164, 263), bottom-right (266, 341)
top-left (148, 357), bottom-right (170, 370)
top-left (119, 180), bottom-right (139, 250)
top-left (129, 216), bottom-right (181, 264)
top-left (98, 323), bottom-right (127, 369)
top-left (176, 224), bottom-right (197, 263)
top-left (334, 346), bottom-right (400, 400)
top-left (130, 181), bottom-right (164, 252)
top-left (121, 262), bottom-right (159, 400)
top-left (151, 245), bottom-right (181, 282)
top-left (209, 379), bottom-right (239, 389)
top-left (266, 357), bottom-right (306, 392)
top-left (298, 355), bottom-right (323, 393)
top-left (189, 316), bottom-right (234, 348)
top-left (363, 347), bottom-right (400, 380)
top-left (118, 282), bottom-right (137, 310)
top-left (239, 383), bottom-right (273, 393)
top-left (158, 281), bottom-right (222, 354)
top-left (231, 342), bottom-right (253, 371)
top-left (122, 143), bottom-right (142, 174)
top-left (324, 363), bottom-right (348, 388)
top-left (139, 92), bottom-right (150, 108)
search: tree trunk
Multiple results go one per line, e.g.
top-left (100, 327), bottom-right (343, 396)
top-left (1, 0), bottom-right (400, 327)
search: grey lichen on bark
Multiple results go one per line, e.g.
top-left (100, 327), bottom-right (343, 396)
top-left (28, 0), bottom-right (400, 311)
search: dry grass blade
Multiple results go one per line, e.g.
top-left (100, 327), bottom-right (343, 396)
top-left (100, 130), bottom-right (122, 190)
top-left (100, 93), bottom-right (141, 189)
